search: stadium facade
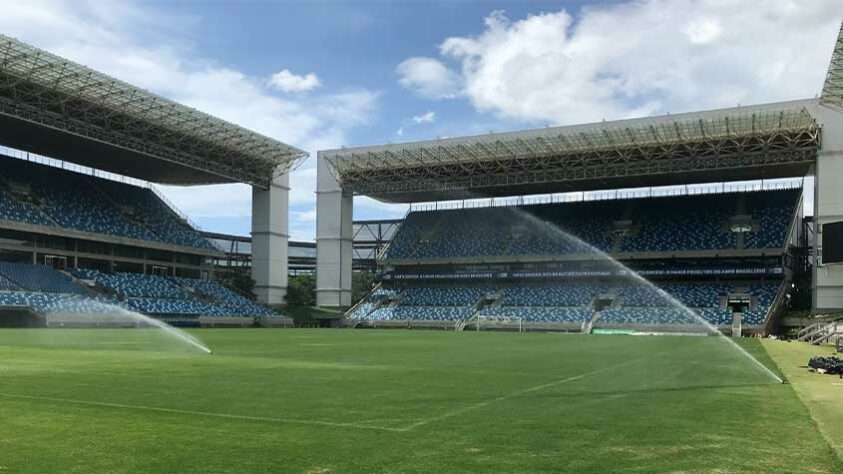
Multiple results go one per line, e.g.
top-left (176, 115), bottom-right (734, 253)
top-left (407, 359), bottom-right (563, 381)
top-left (316, 23), bottom-right (843, 330)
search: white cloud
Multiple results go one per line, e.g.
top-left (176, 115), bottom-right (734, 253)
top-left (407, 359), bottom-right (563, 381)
top-left (396, 57), bottom-right (460, 99)
top-left (683, 17), bottom-right (723, 45)
top-left (292, 208), bottom-right (317, 222)
top-left (0, 1), bottom-right (378, 239)
top-left (410, 1), bottom-right (842, 125)
top-left (412, 111), bottom-right (436, 124)
top-left (396, 111), bottom-right (437, 137)
top-left (268, 69), bottom-right (322, 93)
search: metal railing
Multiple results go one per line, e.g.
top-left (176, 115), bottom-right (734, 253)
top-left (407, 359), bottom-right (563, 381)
top-left (408, 179), bottom-right (804, 213)
top-left (344, 282), bottom-right (382, 320)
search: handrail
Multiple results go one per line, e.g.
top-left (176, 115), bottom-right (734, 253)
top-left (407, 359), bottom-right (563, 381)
top-left (376, 205), bottom-right (413, 261)
top-left (798, 322), bottom-right (822, 340)
top-left (761, 281), bottom-right (788, 335)
top-left (344, 282), bottom-right (382, 319)
top-left (375, 241), bottom-right (392, 261)
top-left (803, 325), bottom-right (828, 341)
top-left (148, 185), bottom-right (226, 253)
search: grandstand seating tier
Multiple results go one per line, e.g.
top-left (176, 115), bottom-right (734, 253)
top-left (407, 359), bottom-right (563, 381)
top-left (0, 157), bottom-right (214, 250)
top-left (0, 264), bottom-right (277, 319)
top-left (350, 281), bottom-right (782, 328)
top-left (386, 189), bottom-right (800, 261)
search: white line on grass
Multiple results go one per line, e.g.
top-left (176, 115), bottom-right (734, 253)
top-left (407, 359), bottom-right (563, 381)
top-left (0, 392), bottom-right (405, 432)
top-left (401, 357), bottom-right (647, 431)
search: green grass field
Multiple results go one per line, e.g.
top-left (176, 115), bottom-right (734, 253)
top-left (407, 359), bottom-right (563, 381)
top-left (0, 328), bottom-right (839, 473)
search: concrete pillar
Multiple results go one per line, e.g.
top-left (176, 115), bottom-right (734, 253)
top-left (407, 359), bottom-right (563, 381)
top-left (813, 103), bottom-right (843, 311)
top-left (251, 170), bottom-right (290, 305)
top-left (316, 152), bottom-right (353, 307)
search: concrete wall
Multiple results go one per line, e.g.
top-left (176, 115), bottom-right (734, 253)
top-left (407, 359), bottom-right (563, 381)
top-left (251, 171), bottom-right (289, 305)
top-left (814, 104), bottom-right (843, 311)
top-left (315, 153), bottom-right (353, 307)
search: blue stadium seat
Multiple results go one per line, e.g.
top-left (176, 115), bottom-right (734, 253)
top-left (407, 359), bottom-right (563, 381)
top-left (0, 291), bottom-right (124, 315)
top-left (600, 307), bottom-right (699, 325)
top-left (0, 262), bottom-right (86, 294)
top-left (386, 190), bottom-right (799, 260)
top-left (96, 180), bottom-right (216, 250)
top-left (354, 281), bottom-right (779, 328)
top-left (400, 286), bottom-right (493, 306)
top-left (501, 284), bottom-right (601, 306)
top-left (84, 270), bottom-right (189, 299)
top-left (67, 269), bottom-right (278, 318)
top-left (0, 157), bottom-right (214, 249)
top-left (173, 277), bottom-right (277, 317)
top-left (479, 306), bottom-right (591, 323)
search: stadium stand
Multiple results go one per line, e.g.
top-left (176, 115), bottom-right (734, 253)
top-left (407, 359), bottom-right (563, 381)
top-left (502, 284), bottom-right (602, 307)
top-left (173, 277), bottom-right (277, 317)
top-left (76, 270), bottom-right (189, 299)
top-left (478, 306), bottom-right (592, 324)
top-left (95, 180), bottom-right (216, 250)
top-left (599, 307), bottom-right (699, 325)
top-left (0, 187), bottom-right (54, 227)
top-left (0, 261), bottom-right (277, 321)
top-left (744, 191), bottom-right (799, 249)
top-left (618, 195), bottom-right (737, 252)
top-left (0, 274), bottom-right (18, 291)
top-left (0, 154), bottom-right (281, 324)
top-left (347, 287), bottom-right (399, 320)
top-left (385, 189), bottom-right (799, 260)
top-left (400, 286), bottom-right (494, 306)
top-left (0, 157), bottom-right (214, 250)
top-left (0, 262), bottom-right (87, 294)
top-left (70, 269), bottom-right (277, 318)
top-left (351, 187), bottom-right (797, 332)
top-left (391, 306), bottom-right (473, 321)
top-left (350, 280), bottom-right (783, 329)
top-left (0, 292), bottom-right (122, 315)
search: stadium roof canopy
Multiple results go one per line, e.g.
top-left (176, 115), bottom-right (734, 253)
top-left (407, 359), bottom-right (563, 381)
top-left (322, 100), bottom-right (821, 203)
top-left (0, 35), bottom-right (307, 188)
top-left (821, 22), bottom-right (843, 110)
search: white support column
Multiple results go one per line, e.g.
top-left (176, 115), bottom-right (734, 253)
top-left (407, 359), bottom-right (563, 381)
top-left (813, 103), bottom-right (843, 311)
top-left (316, 152), bottom-right (353, 307)
top-left (251, 170), bottom-right (289, 305)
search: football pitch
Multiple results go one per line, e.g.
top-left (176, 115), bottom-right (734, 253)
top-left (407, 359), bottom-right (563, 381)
top-left (0, 329), bottom-right (839, 473)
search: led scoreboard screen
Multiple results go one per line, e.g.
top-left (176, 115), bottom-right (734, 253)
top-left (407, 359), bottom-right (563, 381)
top-left (824, 221), bottom-right (843, 264)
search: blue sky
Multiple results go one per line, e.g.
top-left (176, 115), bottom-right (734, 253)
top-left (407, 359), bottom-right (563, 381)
top-left (1, 1), bottom-right (841, 240)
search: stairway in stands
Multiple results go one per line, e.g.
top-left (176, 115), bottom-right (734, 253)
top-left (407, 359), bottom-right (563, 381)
top-left (456, 290), bottom-right (503, 331)
top-left (582, 310), bottom-right (602, 334)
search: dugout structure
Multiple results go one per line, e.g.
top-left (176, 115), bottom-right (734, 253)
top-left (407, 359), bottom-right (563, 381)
top-left (317, 23), bottom-right (843, 312)
top-left (0, 35), bottom-right (307, 304)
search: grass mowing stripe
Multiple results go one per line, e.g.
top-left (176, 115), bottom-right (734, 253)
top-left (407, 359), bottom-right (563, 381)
top-left (0, 392), bottom-right (406, 432)
top-left (402, 356), bottom-right (648, 431)
top-left (2, 330), bottom-right (838, 472)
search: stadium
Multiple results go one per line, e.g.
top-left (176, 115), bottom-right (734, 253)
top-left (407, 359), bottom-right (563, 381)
top-left (1, 13), bottom-right (843, 474)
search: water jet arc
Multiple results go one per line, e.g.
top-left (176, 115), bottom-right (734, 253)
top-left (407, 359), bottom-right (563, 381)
top-left (47, 301), bottom-right (212, 355)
